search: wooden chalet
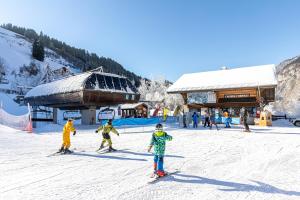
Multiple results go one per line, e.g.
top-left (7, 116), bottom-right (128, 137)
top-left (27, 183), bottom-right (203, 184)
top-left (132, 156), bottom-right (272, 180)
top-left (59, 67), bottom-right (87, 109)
top-left (167, 64), bottom-right (277, 119)
top-left (120, 103), bottom-right (148, 118)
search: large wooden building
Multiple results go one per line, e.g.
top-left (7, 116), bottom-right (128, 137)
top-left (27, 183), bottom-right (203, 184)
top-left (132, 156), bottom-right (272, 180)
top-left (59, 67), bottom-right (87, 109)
top-left (167, 64), bottom-right (277, 119)
top-left (25, 71), bottom-right (140, 125)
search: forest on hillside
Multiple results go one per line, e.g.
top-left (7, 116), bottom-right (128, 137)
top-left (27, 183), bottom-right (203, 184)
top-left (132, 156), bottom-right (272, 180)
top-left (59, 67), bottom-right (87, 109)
top-left (1, 23), bottom-right (142, 87)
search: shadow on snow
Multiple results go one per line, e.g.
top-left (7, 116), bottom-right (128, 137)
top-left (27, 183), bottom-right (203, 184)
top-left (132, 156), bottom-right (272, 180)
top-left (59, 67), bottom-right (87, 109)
top-left (116, 149), bottom-right (184, 158)
top-left (163, 173), bottom-right (300, 196)
top-left (71, 152), bottom-right (147, 162)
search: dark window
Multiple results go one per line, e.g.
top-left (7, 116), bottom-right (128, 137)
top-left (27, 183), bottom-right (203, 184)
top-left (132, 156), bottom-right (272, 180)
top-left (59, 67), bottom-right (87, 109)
top-left (96, 75), bottom-right (107, 89)
top-left (219, 97), bottom-right (257, 103)
top-left (120, 78), bottom-right (128, 91)
top-left (104, 76), bottom-right (114, 89)
top-left (85, 74), bottom-right (97, 89)
top-left (262, 88), bottom-right (275, 101)
top-left (126, 79), bottom-right (138, 93)
top-left (113, 77), bottom-right (121, 90)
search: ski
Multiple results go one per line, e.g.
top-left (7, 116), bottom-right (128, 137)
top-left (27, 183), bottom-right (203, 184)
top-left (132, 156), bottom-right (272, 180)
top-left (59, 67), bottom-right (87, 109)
top-left (148, 170), bottom-right (180, 184)
top-left (96, 148), bottom-right (118, 154)
top-left (47, 150), bottom-right (76, 157)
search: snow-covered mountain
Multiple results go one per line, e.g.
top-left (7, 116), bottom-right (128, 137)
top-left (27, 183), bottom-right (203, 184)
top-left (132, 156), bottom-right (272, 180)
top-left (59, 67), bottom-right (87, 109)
top-left (0, 27), bottom-right (79, 94)
top-left (270, 56), bottom-right (300, 117)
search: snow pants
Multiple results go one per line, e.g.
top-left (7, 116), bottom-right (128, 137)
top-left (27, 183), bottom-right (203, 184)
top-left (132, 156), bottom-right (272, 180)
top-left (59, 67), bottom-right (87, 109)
top-left (225, 118), bottom-right (231, 128)
top-left (101, 133), bottom-right (112, 147)
top-left (62, 132), bottom-right (71, 149)
top-left (101, 138), bottom-right (112, 147)
top-left (193, 120), bottom-right (198, 128)
top-left (204, 117), bottom-right (210, 127)
top-left (154, 155), bottom-right (164, 172)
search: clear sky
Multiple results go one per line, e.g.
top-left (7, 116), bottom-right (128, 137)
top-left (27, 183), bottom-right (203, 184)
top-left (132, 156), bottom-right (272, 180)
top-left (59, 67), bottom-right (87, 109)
top-left (1, 0), bottom-right (300, 81)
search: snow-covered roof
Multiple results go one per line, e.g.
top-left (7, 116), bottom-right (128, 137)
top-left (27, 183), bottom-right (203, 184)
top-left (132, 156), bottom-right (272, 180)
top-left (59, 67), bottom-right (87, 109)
top-left (25, 73), bottom-right (90, 98)
top-left (167, 64), bottom-right (277, 93)
top-left (120, 103), bottom-right (148, 110)
top-left (25, 71), bottom-right (138, 98)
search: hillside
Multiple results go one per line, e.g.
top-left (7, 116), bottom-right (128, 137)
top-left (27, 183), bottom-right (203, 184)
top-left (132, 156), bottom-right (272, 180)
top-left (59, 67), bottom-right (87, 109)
top-left (1, 23), bottom-right (142, 87)
top-left (0, 26), bottom-right (78, 93)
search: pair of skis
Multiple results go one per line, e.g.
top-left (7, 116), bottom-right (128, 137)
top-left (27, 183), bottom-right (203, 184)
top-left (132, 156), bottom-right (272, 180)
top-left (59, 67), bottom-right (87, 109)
top-left (148, 170), bottom-right (179, 184)
top-left (47, 150), bottom-right (74, 157)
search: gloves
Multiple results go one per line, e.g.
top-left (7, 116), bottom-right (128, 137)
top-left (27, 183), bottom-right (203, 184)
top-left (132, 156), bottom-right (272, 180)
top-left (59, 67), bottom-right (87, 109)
top-left (73, 131), bottom-right (76, 136)
top-left (95, 130), bottom-right (98, 133)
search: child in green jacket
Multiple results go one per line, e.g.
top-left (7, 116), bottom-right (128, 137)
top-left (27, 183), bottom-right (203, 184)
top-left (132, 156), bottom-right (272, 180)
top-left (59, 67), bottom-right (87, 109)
top-left (148, 123), bottom-right (172, 177)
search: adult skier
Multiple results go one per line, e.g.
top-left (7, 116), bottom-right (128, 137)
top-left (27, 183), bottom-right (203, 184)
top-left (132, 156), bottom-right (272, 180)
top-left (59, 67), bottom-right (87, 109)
top-left (203, 111), bottom-right (210, 127)
top-left (242, 108), bottom-right (251, 132)
top-left (148, 123), bottom-right (173, 177)
top-left (209, 110), bottom-right (219, 130)
top-left (95, 119), bottom-right (120, 151)
top-left (58, 119), bottom-right (76, 154)
top-left (192, 112), bottom-right (199, 128)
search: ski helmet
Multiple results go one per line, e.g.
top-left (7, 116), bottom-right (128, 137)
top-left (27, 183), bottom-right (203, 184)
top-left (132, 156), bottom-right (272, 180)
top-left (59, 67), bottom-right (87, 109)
top-left (155, 123), bottom-right (163, 131)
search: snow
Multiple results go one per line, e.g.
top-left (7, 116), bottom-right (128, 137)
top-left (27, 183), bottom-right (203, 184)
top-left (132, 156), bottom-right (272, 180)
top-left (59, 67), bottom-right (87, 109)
top-left (0, 27), bottom-right (78, 92)
top-left (1, 120), bottom-right (300, 200)
top-left (167, 64), bottom-right (277, 93)
top-left (0, 92), bottom-right (28, 115)
top-left (121, 103), bottom-right (147, 109)
top-left (25, 72), bottom-right (137, 98)
top-left (25, 73), bottom-right (90, 98)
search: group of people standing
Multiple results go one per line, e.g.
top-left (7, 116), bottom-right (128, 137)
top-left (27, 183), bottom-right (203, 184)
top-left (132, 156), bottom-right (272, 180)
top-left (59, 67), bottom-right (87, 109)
top-left (186, 108), bottom-right (251, 132)
top-left (191, 111), bottom-right (219, 130)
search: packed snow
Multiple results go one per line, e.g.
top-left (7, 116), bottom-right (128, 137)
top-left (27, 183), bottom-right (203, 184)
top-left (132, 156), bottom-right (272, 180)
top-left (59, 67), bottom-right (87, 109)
top-left (1, 120), bottom-right (300, 200)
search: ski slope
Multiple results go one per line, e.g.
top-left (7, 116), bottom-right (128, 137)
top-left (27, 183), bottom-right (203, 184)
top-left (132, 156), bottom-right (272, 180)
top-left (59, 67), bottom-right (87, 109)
top-left (1, 121), bottom-right (300, 200)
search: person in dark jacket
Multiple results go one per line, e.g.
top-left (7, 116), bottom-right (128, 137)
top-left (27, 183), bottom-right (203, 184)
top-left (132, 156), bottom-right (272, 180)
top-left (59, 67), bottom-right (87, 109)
top-left (209, 110), bottom-right (219, 130)
top-left (243, 109), bottom-right (250, 132)
top-left (192, 112), bottom-right (199, 128)
top-left (203, 111), bottom-right (210, 127)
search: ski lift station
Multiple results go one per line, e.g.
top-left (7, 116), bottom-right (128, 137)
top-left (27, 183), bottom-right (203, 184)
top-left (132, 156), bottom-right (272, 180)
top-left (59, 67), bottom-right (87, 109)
top-left (24, 71), bottom-right (140, 125)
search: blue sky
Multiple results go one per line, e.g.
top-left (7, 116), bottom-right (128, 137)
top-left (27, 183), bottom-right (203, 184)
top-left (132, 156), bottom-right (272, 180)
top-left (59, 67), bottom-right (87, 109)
top-left (1, 0), bottom-right (300, 81)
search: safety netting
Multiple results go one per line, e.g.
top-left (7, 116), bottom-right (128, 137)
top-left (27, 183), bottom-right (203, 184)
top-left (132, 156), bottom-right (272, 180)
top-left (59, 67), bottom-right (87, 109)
top-left (0, 104), bottom-right (32, 132)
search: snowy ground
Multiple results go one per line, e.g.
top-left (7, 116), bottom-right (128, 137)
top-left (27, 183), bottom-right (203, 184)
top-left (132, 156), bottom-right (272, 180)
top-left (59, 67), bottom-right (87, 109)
top-left (1, 121), bottom-right (300, 200)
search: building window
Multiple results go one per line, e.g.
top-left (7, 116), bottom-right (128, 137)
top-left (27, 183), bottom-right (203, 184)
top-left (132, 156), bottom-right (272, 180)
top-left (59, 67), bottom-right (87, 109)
top-left (125, 94), bottom-right (130, 100)
top-left (131, 95), bottom-right (135, 100)
top-left (261, 88), bottom-right (275, 101)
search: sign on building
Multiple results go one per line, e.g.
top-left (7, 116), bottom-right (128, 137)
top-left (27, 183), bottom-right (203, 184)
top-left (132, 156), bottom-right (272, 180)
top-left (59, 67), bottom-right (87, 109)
top-left (187, 92), bottom-right (216, 104)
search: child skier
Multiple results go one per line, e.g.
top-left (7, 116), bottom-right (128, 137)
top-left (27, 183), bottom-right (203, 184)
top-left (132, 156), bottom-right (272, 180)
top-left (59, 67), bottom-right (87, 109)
top-left (148, 123), bottom-right (172, 177)
top-left (95, 119), bottom-right (119, 151)
top-left (58, 119), bottom-right (76, 154)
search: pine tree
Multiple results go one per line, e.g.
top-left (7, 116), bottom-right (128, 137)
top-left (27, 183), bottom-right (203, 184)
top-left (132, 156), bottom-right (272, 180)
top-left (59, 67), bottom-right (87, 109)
top-left (32, 39), bottom-right (45, 61)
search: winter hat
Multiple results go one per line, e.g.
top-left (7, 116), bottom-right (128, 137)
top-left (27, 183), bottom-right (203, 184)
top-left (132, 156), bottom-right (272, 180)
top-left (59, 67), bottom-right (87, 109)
top-left (155, 124), bottom-right (164, 136)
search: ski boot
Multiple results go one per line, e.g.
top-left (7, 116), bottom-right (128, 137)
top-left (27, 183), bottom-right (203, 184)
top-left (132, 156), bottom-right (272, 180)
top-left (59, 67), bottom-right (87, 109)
top-left (57, 146), bottom-right (64, 153)
top-left (97, 144), bottom-right (104, 151)
top-left (108, 146), bottom-right (117, 152)
top-left (156, 170), bottom-right (166, 177)
top-left (64, 148), bottom-right (73, 154)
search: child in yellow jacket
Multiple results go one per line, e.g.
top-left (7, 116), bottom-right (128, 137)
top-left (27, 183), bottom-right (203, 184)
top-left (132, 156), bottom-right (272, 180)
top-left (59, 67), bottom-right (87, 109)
top-left (58, 119), bottom-right (76, 154)
top-left (95, 119), bottom-right (119, 151)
